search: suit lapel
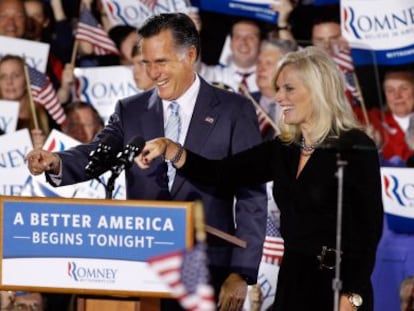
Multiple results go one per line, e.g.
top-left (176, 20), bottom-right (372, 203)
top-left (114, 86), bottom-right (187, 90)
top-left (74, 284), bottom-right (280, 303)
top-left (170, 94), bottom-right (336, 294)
top-left (170, 80), bottom-right (219, 196)
top-left (140, 90), bottom-right (164, 140)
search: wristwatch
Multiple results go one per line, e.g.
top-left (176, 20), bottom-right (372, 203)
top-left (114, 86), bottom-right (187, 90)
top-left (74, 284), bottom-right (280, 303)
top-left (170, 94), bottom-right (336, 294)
top-left (348, 293), bottom-right (363, 309)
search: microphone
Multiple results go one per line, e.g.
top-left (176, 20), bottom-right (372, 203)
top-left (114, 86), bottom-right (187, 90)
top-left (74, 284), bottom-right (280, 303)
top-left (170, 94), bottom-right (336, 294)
top-left (85, 135), bottom-right (119, 179)
top-left (112, 135), bottom-right (145, 173)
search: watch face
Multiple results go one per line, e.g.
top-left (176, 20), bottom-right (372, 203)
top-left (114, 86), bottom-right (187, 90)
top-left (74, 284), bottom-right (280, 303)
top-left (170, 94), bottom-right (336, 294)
top-left (351, 294), bottom-right (363, 307)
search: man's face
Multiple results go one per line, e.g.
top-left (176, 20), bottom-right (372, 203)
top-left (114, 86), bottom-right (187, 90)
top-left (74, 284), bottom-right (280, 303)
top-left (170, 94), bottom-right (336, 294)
top-left (384, 72), bottom-right (414, 118)
top-left (141, 29), bottom-right (196, 101)
top-left (64, 107), bottom-right (103, 143)
top-left (256, 46), bottom-right (283, 96)
top-left (311, 22), bottom-right (341, 55)
top-left (230, 21), bottom-right (261, 69)
top-left (0, 0), bottom-right (26, 38)
top-left (24, 0), bottom-right (46, 39)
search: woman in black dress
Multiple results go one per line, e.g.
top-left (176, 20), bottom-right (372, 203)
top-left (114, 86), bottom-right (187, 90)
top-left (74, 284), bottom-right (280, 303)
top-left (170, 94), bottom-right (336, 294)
top-left (136, 46), bottom-right (383, 311)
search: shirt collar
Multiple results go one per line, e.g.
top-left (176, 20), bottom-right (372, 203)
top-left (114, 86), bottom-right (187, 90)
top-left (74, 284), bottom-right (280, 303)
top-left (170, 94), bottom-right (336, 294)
top-left (162, 73), bottom-right (200, 115)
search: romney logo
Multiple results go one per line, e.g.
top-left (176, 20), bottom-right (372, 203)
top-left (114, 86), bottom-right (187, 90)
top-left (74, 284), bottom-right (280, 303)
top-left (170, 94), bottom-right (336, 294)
top-left (343, 6), bottom-right (361, 39)
top-left (383, 174), bottom-right (414, 208)
top-left (68, 261), bottom-right (118, 283)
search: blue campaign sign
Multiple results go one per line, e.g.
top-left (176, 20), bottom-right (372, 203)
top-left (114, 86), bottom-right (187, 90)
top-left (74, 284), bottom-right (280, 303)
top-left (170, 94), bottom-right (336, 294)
top-left (351, 43), bottom-right (414, 66)
top-left (2, 198), bottom-right (193, 262)
top-left (199, 0), bottom-right (277, 24)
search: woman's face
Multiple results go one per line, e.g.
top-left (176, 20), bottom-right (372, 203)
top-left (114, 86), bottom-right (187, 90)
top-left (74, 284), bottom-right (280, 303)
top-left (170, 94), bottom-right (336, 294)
top-left (384, 72), bottom-right (414, 118)
top-left (275, 64), bottom-right (313, 128)
top-left (0, 59), bottom-right (26, 100)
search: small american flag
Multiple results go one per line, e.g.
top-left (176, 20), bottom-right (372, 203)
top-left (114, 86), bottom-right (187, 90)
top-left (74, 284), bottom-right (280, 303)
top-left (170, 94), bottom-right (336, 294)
top-left (75, 8), bottom-right (119, 55)
top-left (332, 48), bottom-right (362, 106)
top-left (148, 243), bottom-right (215, 311)
top-left (262, 216), bottom-right (284, 265)
top-left (332, 47), bottom-right (354, 72)
top-left (140, 0), bottom-right (158, 10)
top-left (28, 66), bottom-right (66, 125)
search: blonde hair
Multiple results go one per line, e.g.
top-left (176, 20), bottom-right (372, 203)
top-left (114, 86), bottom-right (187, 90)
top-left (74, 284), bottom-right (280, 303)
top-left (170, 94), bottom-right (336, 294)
top-left (274, 46), bottom-right (360, 145)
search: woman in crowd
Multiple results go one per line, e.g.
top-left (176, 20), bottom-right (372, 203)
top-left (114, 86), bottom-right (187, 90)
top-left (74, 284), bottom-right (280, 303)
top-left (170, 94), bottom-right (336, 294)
top-left (370, 67), bottom-right (414, 166)
top-left (0, 54), bottom-right (50, 148)
top-left (136, 46), bottom-right (383, 311)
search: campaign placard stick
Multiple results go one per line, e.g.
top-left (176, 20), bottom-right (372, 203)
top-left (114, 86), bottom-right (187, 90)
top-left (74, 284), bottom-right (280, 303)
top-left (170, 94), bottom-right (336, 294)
top-left (71, 39), bottom-right (79, 66)
top-left (352, 71), bottom-right (370, 125)
top-left (240, 84), bottom-right (278, 132)
top-left (23, 64), bottom-right (39, 129)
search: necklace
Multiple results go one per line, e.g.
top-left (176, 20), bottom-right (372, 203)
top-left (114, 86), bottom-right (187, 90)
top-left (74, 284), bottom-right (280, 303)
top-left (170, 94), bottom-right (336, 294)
top-left (300, 137), bottom-right (315, 155)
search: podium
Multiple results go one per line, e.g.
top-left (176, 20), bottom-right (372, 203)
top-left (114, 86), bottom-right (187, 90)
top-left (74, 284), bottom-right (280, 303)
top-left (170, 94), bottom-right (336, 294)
top-left (0, 196), bottom-right (245, 310)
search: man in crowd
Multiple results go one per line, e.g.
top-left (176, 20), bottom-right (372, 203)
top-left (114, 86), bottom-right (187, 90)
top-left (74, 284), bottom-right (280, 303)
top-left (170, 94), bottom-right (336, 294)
top-left (0, 0), bottom-right (26, 38)
top-left (252, 38), bottom-right (296, 140)
top-left (26, 13), bottom-right (267, 311)
top-left (62, 101), bottom-right (104, 144)
top-left (199, 19), bottom-right (264, 94)
top-left (311, 16), bottom-right (343, 55)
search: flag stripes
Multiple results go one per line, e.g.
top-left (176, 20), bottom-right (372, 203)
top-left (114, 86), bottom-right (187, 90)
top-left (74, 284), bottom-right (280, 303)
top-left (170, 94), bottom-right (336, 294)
top-left (148, 243), bottom-right (215, 311)
top-left (262, 236), bottom-right (284, 265)
top-left (332, 48), bottom-right (354, 72)
top-left (332, 48), bottom-right (362, 106)
top-left (76, 8), bottom-right (119, 55)
top-left (28, 66), bottom-right (66, 125)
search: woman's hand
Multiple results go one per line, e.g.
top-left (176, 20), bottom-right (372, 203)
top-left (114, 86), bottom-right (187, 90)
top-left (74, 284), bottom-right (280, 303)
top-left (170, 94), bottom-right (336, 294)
top-left (135, 138), bottom-right (185, 169)
top-left (339, 294), bottom-right (357, 311)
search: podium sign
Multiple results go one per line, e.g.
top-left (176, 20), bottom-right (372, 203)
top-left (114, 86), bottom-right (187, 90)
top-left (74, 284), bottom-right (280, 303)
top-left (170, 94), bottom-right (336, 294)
top-left (0, 196), bottom-right (194, 297)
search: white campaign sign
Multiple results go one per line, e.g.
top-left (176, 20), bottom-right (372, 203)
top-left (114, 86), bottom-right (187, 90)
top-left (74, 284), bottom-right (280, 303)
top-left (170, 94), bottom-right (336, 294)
top-left (74, 65), bottom-right (139, 124)
top-left (341, 0), bottom-right (414, 65)
top-left (101, 0), bottom-right (188, 28)
top-left (0, 100), bottom-right (19, 134)
top-left (381, 167), bottom-right (414, 233)
top-left (0, 129), bottom-right (33, 196)
top-left (0, 36), bottom-right (50, 72)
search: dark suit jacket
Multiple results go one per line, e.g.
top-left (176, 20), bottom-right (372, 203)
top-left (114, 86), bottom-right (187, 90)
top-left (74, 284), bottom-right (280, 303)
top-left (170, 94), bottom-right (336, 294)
top-left (52, 77), bottom-right (267, 283)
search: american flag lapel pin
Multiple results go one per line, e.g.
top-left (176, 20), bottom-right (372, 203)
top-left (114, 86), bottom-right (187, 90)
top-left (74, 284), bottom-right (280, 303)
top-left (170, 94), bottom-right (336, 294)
top-left (204, 116), bottom-right (215, 124)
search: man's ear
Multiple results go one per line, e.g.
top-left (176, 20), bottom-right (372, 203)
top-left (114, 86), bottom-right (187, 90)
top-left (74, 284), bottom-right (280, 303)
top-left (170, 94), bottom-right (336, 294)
top-left (187, 46), bottom-right (198, 65)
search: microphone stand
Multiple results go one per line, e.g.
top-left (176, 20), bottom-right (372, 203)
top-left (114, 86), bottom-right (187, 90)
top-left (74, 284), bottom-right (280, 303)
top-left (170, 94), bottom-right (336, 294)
top-left (104, 165), bottom-right (124, 199)
top-left (333, 151), bottom-right (348, 311)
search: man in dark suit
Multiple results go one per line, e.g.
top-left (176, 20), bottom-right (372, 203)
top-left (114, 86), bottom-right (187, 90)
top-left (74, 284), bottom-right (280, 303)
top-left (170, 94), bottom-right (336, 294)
top-left (26, 13), bottom-right (267, 311)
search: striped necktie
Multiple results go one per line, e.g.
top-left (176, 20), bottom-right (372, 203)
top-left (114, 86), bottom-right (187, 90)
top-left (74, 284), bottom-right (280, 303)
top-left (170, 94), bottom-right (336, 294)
top-left (237, 72), bottom-right (253, 94)
top-left (164, 101), bottom-right (181, 190)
